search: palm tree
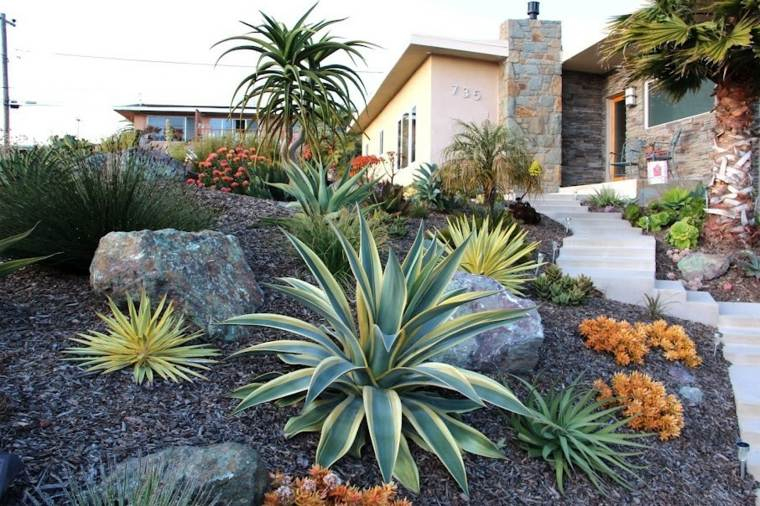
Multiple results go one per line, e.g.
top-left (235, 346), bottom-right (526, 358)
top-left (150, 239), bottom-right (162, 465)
top-left (602, 0), bottom-right (760, 244)
top-left (214, 4), bottom-right (373, 162)
top-left (441, 120), bottom-right (540, 212)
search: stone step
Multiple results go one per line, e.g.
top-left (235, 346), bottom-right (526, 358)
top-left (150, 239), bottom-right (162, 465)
top-left (720, 326), bottom-right (760, 345)
top-left (724, 343), bottom-right (760, 366)
top-left (719, 302), bottom-right (760, 328)
top-left (558, 255), bottom-right (655, 271)
top-left (730, 366), bottom-right (760, 419)
top-left (665, 290), bottom-right (719, 326)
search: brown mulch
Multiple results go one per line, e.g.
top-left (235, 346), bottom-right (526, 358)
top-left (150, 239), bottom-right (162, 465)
top-left (0, 189), bottom-right (755, 505)
top-left (653, 233), bottom-right (760, 303)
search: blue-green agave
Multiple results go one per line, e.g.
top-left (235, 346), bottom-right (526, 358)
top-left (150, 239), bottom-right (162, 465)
top-left (226, 209), bottom-right (531, 495)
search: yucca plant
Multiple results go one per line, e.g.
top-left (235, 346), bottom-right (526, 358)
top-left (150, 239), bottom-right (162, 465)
top-left (0, 225), bottom-right (56, 278)
top-left (273, 162), bottom-right (374, 217)
top-left (433, 215), bottom-right (541, 296)
top-left (65, 291), bottom-right (219, 385)
top-left (226, 209), bottom-right (532, 495)
top-left (511, 378), bottom-right (646, 495)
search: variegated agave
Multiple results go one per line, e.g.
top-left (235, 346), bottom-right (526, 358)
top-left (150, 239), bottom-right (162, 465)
top-left (226, 209), bottom-right (531, 495)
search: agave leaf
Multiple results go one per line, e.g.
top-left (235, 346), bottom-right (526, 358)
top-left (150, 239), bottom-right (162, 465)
top-left (284, 396), bottom-right (343, 438)
top-left (235, 368), bottom-right (315, 412)
top-left (316, 395), bottom-right (365, 469)
top-left (441, 413), bottom-right (505, 459)
top-left (225, 313), bottom-right (344, 356)
top-left (362, 386), bottom-right (403, 484)
top-left (305, 356), bottom-right (361, 405)
top-left (393, 434), bottom-right (420, 493)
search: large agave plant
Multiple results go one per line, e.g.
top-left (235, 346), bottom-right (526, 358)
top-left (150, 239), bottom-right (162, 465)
top-left (272, 162), bottom-right (375, 217)
top-left (411, 162), bottom-right (442, 208)
top-left (434, 215), bottom-right (541, 296)
top-left (226, 209), bottom-right (531, 495)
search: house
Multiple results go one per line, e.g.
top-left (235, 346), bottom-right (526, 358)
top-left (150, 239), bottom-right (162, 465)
top-left (113, 104), bottom-right (257, 142)
top-left (354, 11), bottom-right (759, 191)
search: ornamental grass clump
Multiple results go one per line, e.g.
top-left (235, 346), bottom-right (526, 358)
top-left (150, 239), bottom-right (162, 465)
top-left (65, 291), bottom-right (219, 385)
top-left (511, 378), bottom-right (646, 495)
top-left (594, 372), bottom-right (684, 441)
top-left (264, 465), bottom-right (411, 506)
top-left (433, 215), bottom-right (541, 295)
top-left (578, 316), bottom-right (650, 366)
top-left (0, 225), bottom-right (55, 278)
top-left (226, 209), bottom-right (531, 495)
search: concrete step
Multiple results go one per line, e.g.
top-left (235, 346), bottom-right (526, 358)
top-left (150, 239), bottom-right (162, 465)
top-left (653, 279), bottom-right (687, 305)
top-left (748, 450), bottom-right (760, 483)
top-left (558, 255), bottom-right (655, 271)
top-left (738, 419), bottom-right (760, 449)
top-left (561, 245), bottom-right (652, 258)
top-left (723, 343), bottom-right (760, 366)
top-left (730, 366), bottom-right (760, 419)
top-left (720, 326), bottom-right (760, 345)
top-left (719, 302), bottom-right (760, 328)
top-left (531, 193), bottom-right (581, 201)
top-left (666, 290), bottom-right (719, 326)
top-left (563, 235), bottom-right (655, 248)
top-left (558, 266), bottom-right (655, 304)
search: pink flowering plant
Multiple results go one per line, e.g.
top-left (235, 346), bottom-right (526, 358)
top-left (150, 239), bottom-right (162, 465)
top-left (187, 146), bottom-right (270, 195)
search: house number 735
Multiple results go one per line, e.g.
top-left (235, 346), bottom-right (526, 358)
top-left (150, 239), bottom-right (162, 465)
top-left (451, 85), bottom-right (482, 101)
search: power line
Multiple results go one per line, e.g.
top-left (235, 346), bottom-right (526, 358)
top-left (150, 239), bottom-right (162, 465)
top-left (14, 48), bottom-right (385, 73)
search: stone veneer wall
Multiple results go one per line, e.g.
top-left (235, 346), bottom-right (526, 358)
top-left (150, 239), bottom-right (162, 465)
top-left (499, 19), bottom-right (562, 191)
top-left (561, 71), bottom-right (606, 186)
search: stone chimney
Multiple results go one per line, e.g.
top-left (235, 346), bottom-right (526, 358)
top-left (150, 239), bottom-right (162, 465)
top-left (499, 18), bottom-right (562, 191)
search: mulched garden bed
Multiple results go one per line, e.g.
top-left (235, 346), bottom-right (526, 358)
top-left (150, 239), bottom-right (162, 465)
top-left (0, 189), bottom-right (755, 505)
top-left (653, 233), bottom-right (760, 303)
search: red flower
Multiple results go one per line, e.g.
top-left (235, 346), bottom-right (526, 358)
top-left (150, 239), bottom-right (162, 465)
top-left (185, 178), bottom-right (196, 185)
top-left (220, 187), bottom-right (231, 192)
top-left (231, 182), bottom-right (240, 188)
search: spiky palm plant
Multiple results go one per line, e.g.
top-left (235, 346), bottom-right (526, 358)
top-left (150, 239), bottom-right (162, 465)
top-left (66, 291), bottom-right (219, 385)
top-left (215, 4), bottom-right (373, 161)
top-left (226, 210), bottom-right (532, 495)
top-left (433, 215), bottom-right (541, 295)
top-left (441, 121), bottom-right (539, 212)
top-left (603, 0), bottom-right (760, 244)
top-left (272, 162), bottom-right (375, 217)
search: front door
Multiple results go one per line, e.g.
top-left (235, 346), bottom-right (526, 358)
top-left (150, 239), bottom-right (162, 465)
top-left (608, 94), bottom-right (627, 180)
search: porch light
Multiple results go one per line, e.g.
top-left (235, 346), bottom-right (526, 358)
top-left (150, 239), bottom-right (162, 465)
top-left (625, 86), bottom-right (637, 107)
top-left (737, 441), bottom-right (750, 479)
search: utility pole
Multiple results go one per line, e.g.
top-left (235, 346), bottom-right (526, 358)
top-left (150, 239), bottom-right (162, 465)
top-left (1, 13), bottom-right (16, 148)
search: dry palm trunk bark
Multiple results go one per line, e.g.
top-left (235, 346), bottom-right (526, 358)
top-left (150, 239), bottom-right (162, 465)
top-left (705, 82), bottom-right (757, 245)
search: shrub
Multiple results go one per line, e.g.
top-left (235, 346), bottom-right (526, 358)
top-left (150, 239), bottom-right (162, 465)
top-left (264, 466), bottom-right (411, 506)
top-left (533, 265), bottom-right (595, 306)
top-left (739, 250), bottom-right (760, 279)
top-left (578, 316), bottom-right (650, 366)
top-left (0, 149), bottom-right (215, 271)
top-left (586, 188), bottom-right (628, 209)
top-left (512, 378), bottom-right (645, 494)
top-left (225, 210), bottom-right (531, 495)
top-left (274, 162), bottom-right (374, 217)
top-left (65, 291), bottom-right (219, 385)
top-left (372, 210), bottom-right (408, 238)
top-left (666, 218), bottom-right (699, 249)
top-left (190, 145), bottom-right (287, 198)
top-left (659, 187), bottom-right (692, 210)
top-left (274, 209), bottom-right (387, 283)
top-left (368, 181), bottom-right (409, 215)
top-left (595, 372), bottom-right (684, 440)
top-left (433, 215), bottom-right (540, 295)
top-left (636, 210), bottom-right (674, 232)
top-left (100, 127), bottom-right (140, 153)
top-left (0, 226), bottom-right (55, 278)
top-left (623, 202), bottom-right (642, 223)
top-left (32, 459), bottom-right (219, 506)
top-left (187, 134), bottom-right (270, 166)
top-left (643, 320), bottom-right (702, 368)
top-left (411, 162), bottom-right (442, 209)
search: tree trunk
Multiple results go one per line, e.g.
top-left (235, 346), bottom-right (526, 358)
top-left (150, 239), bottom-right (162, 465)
top-left (705, 81), bottom-right (757, 245)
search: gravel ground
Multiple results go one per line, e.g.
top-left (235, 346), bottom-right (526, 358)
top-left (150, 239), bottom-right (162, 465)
top-left (0, 189), bottom-right (755, 505)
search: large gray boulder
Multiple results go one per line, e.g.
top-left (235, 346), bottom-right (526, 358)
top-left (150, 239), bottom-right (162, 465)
top-left (106, 443), bottom-right (267, 506)
top-left (434, 272), bottom-right (543, 374)
top-left (90, 229), bottom-right (263, 341)
top-left (677, 252), bottom-right (730, 281)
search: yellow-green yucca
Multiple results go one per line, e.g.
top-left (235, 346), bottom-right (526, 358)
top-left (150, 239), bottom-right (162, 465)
top-left (434, 215), bottom-right (541, 295)
top-left (226, 209), bottom-right (532, 495)
top-left (66, 291), bottom-right (219, 385)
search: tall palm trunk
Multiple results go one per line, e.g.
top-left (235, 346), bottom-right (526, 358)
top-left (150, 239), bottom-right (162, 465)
top-left (705, 81), bottom-right (756, 245)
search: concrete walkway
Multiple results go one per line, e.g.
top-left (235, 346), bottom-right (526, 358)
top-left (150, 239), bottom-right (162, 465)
top-left (532, 192), bottom-right (760, 485)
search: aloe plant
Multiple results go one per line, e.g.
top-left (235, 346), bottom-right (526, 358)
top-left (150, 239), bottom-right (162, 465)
top-left (226, 209), bottom-right (531, 495)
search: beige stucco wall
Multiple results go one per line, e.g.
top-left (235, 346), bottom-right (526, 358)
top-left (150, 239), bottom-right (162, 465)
top-left (361, 55), bottom-right (499, 185)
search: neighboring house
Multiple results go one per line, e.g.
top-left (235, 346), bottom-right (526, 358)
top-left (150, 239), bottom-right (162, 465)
top-left (354, 13), bottom-right (758, 191)
top-left (113, 104), bottom-right (257, 142)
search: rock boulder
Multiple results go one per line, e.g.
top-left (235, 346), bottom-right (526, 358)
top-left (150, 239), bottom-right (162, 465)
top-left (677, 252), bottom-right (730, 281)
top-left (434, 272), bottom-right (543, 374)
top-left (90, 229), bottom-right (263, 341)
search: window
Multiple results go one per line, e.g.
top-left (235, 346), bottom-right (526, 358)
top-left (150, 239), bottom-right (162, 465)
top-left (645, 80), bottom-right (713, 128)
top-left (208, 118), bottom-right (254, 137)
top-left (379, 130), bottom-right (383, 155)
top-left (396, 106), bottom-right (417, 169)
top-left (146, 116), bottom-right (192, 141)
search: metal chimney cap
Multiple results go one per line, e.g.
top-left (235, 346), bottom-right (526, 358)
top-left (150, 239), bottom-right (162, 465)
top-left (528, 1), bottom-right (540, 19)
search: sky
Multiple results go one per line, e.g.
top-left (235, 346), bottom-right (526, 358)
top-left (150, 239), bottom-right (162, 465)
top-left (1, 0), bottom-right (645, 143)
